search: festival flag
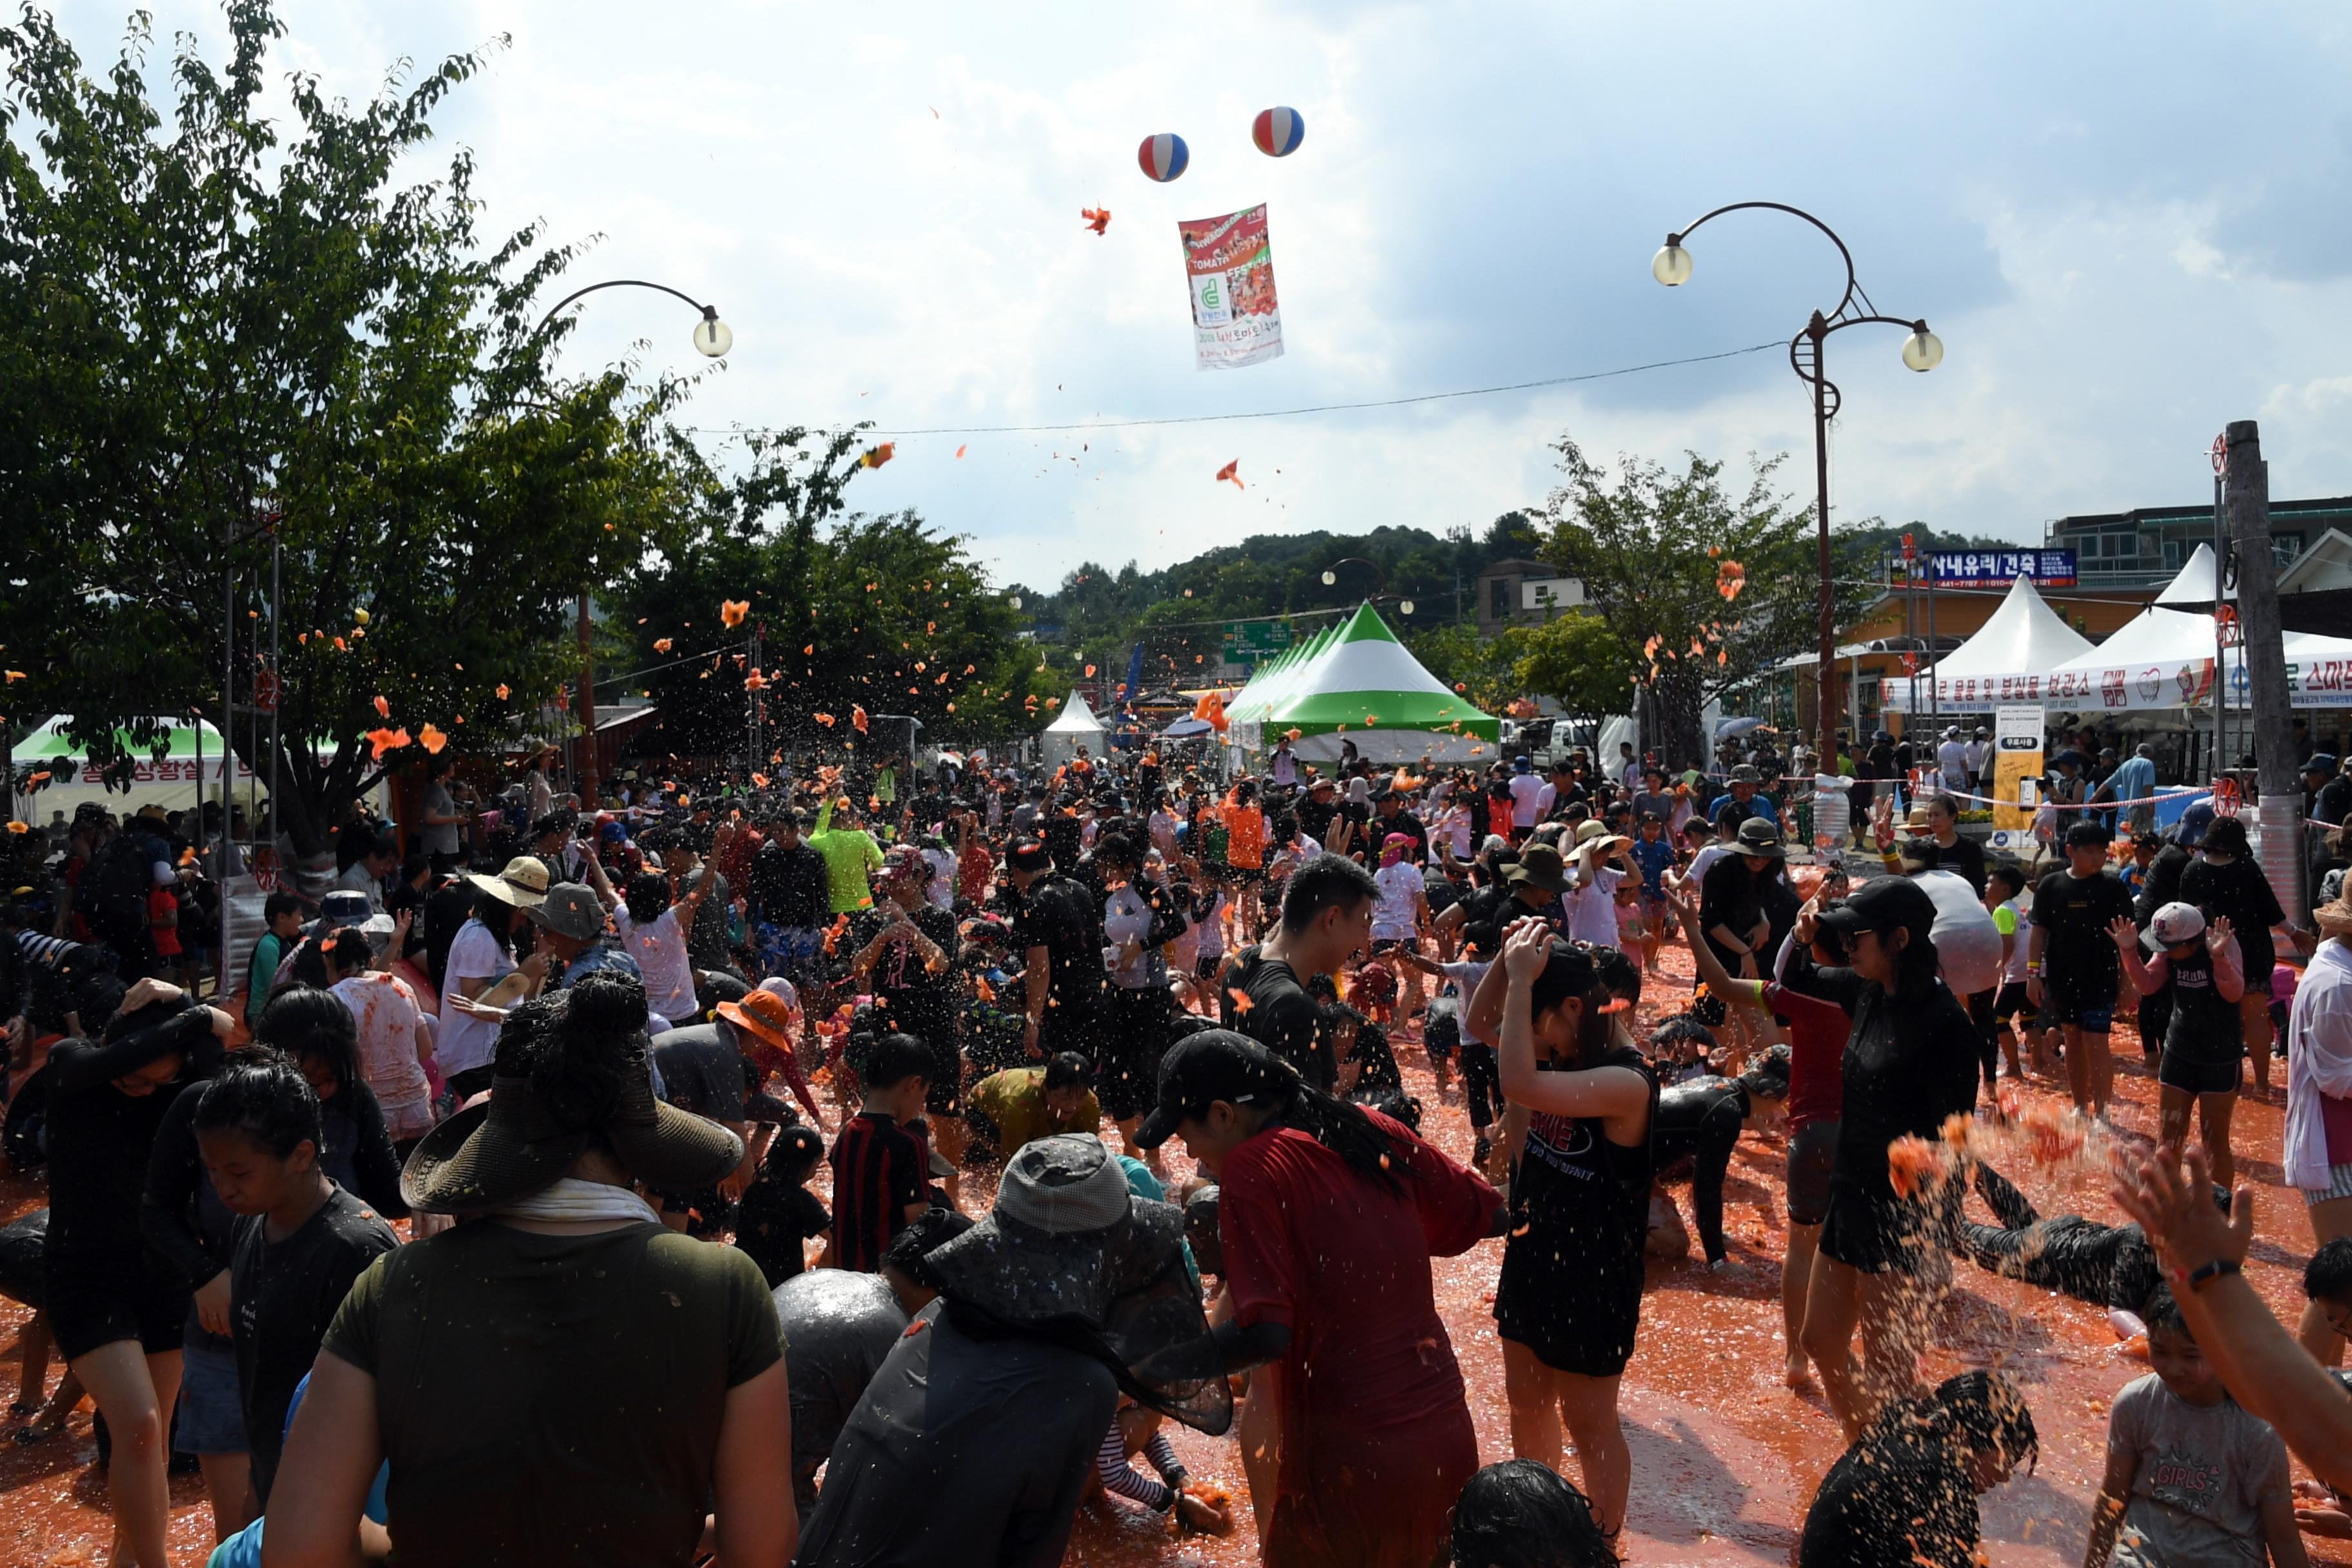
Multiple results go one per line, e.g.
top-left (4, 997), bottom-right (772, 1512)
top-left (1178, 204), bottom-right (1284, 371)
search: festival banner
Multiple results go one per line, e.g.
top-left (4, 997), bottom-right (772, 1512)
top-left (1179, 204), bottom-right (1284, 370)
top-left (1991, 703), bottom-right (2044, 834)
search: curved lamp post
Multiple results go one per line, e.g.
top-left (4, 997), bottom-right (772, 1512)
top-left (1653, 203), bottom-right (1941, 772)
top-left (537, 279), bottom-right (733, 805)
top-left (1322, 557), bottom-right (1415, 617)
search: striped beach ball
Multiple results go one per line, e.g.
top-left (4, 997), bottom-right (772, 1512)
top-left (1251, 106), bottom-right (1304, 157)
top-left (1137, 132), bottom-right (1190, 182)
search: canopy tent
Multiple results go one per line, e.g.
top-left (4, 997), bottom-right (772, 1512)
top-left (1228, 603), bottom-right (1499, 763)
top-left (1037, 689), bottom-right (1108, 769)
top-left (8, 715), bottom-right (320, 821)
top-left (1158, 716), bottom-right (1216, 740)
top-left (2043, 609), bottom-right (2352, 710)
top-left (2155, 542), bottom-right (2235, 607)
top-left (1884, 574), bottom-right (2095, 712)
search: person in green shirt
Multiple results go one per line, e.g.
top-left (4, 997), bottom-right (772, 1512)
top-left (246, 892), bottom-right (304, 1010)
top-left (965, 1053), bottom-right (1100, 1162)
top-left (808, 796), bottom-right (885, 915)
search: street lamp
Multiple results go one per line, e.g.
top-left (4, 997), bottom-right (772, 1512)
top-left (1652, 201), bottom-right (1941, 774)
top-left (1322, 557), bottom-right (1415, 617)
top-left (534, 277), bottom-right (734, 807)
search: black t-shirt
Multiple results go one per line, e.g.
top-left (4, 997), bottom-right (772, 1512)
top-left (2178, 855), bottom-right (2288, 986)
top-left (2134, 843), bottom-right (2192, 928)
top-left (422, 877), bottom-right (478, 995)
top-left (1915, 833), bottom-right (1988, 897)
top-left (230, 1184), bottom-right (399, 1502)
top-left (1790, 960), bottom-right (1981, 1208)
top-left (1799, 1421), bottom-right (1980, 1568)
top-left (732, 1179), bottom-right (831, 1288)
top-left (651, 1024), bottom-right (746, 1122)
top-left (45, 1004), bottom-right (216, 1269)
top-left (1375, 808), bottom-right (1427, 859)
top-left (1011, 874), bottom-right (1104, 1016)
top-left (1295, 796), bottom-right (1337, 846)
top-left (2159, 944), bottom-right (2244, 1065)
top-left (2317, 776), bottom-right (2352, 828)
top-left (749, 840), bottom-right (830, 929)
top-left (1221, 948), bottom-right (1329, 1090)
top-left (829, 1112), bottom-right (925, 1274)
top-left (2032, 868), bottom-right (2135, 995)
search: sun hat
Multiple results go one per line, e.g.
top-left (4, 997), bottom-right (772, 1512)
top-left (466, 856), bottom-right (551, 908)
top-left (1505, 842), bottom-right (1573, 894)
top-left (1732, 818), bottom-right (1785, 859)
top-left (401, 975), bottom-right (743, 1213)
top-left (2143, 901), bottom-right (2207, 950)
top-left (1903, 804), bottom-right (1936, 833)
top-left (525, 883), bottom-right (605, 943)
top-left (1727, 764), bottom-right (1763, 785)
top-left (714, 985), bottom-right (798, 1051)
top-left (919, 1133), bottom-right (1230, 1433)
top-left (1574, 819), bottom-right (1607, 845)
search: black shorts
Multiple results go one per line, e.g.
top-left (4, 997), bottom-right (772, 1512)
top-left (1215, 864), bottom-right (1263, 890)
top-left (1990, 981), bottom-right (2032, 1026)
top-left (1097, 986), bottom-right (1173, 1121)
top-left (1818, 1181), bottom-right (1948, 1278)
top-left (1787, 1119), bottom-right (1839, 1228)
top-left (2158, 1051), bottom-right (2243, 1097)
top-left (2043, 992), bottom-right (2115, 1032)
top-left (1494, 1234), bottom-right (1643, 1378)
top-left (44, 1257), bottom-right (190, 1362)
top-left (1195, 953), bottom-right (1226, 980)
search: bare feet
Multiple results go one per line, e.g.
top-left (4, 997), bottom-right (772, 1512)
top-left (1785, 1351), bottom-right (1814, 1391)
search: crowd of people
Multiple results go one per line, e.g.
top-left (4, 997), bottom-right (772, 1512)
top-left (5, 721), bottom-right (2352, 1567)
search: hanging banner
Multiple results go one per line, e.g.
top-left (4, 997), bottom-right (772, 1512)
top-left (1179, 204), bottom-right (1284, 371)
top-left (1991, 703), bottom-right (2044, 836)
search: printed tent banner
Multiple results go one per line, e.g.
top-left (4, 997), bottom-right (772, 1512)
top-left (1179, 204), bottom-right (1284, 371)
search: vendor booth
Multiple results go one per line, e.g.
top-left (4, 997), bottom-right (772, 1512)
top-left (1039, 690), bottom-right (1108, 769)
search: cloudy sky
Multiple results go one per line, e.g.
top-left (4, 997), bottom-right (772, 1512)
top-left (46, 1), bottom-right (2352, 587)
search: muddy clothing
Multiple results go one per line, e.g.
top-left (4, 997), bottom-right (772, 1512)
top-left (2107, 1373), bottom-right (2292, 1568)
top-left (794, 1301), bottom-right (1115, 1568)
top-left (1652, 1076), bottom-right (1748, 1265)
top-left (1799, 1418), bottom-right (1981, 1568)
top-left (1953, 1164), bottom-right (2159, 1313)
top-left (322, 1219), bottom-right (781, 1568)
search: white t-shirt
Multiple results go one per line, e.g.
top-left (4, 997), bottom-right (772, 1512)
top-left (1431, 805), bottom-right (1474, 861)
top-left (1685, 843), bottom-right (1731, 888)
top-left (1195, 892), bottom-right (1229, 959)
top-left (1440, 958), bottom-right (1494, 1044)
top-left (614, 905), bottom-right (698, 1023)
top-left (436, 917), bottom-right (514, 1077)
top-left (1371, 861), bottom-right (1423, 941)
top-left (1995, 897), bottom-right (2031, 984)
top-left (333, 972), bottom-right (434, 1139)
top-left (1937, 739), bottom-right (1970, 785)
top-left (921, 847), bottom-right (957, 910)
top-left (1507, 774), bottom-right (1547, 828)
top-left (1563, 863), bottom-right (1624, 948)
top-left (1102, 884), bottom-right (1162, 990)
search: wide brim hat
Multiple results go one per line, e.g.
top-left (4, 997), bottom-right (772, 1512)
top-left (1506, 845), bottom-right (1573, 893)
top-left (465, 856), bottom-right (550, 908)
top-left (714, 987), bottom-right (798, 1051)
top-left (1732, 821), bottom-right (1786, 859)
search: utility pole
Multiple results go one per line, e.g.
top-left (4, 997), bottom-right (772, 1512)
top-left (2222, 421), bottom-right (2305, 916)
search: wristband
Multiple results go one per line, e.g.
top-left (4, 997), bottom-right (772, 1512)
top-left (2184, 1258), bottom-right (2242, 1293)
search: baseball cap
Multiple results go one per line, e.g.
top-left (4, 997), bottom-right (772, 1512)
top-left (1006, 838), bottom-right (1052, 874)
top-left (2143, 901), bottom-right (2206, 950)
top-left (1815, 875), bottom-right (1938, 945)
top-left (2174, 800), bottom-right (2215, 848)
top-left (1133, 1030), bottom-right (1297, 1150)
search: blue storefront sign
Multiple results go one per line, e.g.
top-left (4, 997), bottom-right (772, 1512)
top-left (1888, 549), bottom-right (2077, 590)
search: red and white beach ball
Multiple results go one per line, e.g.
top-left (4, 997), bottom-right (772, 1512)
top-left (1251, 106), bottom-right (1304, 157)
top-left (1137, 132), bottom-right (1190, 182)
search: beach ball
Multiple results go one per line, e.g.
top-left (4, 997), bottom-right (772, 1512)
top-left (1251, 106), bottom-right (1305, 157)
top-left (1137, 132), bottom-right (1190, 182)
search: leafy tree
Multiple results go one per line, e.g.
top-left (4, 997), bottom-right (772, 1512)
top-left (0, 3), bottom-right (715, 855)
top-left (1404, 622), bottom-right (1525, 719)
top-left (1513, 612), bottom-right (1640, 731)
top-left (1536, 437), bottom-right (1873, 768)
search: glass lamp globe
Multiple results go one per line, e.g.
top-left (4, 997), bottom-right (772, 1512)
top-left (1321, 570), bottom-right (1337, 586)
top-left (1008, 596), bottom-right (1023, 611)
top-left (1651, 243), bottom-right (1694, 286)
top-left (1398, 600), bottom-right (1415, 616)
top-left (1901, 328), bottom-right (1943, 372)
top-left (694, 315), bottom-right (733, 358)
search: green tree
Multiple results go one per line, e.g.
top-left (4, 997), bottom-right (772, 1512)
top-left (0, 3), bottom-right (712, 854)
top-left (1512, 612), bottom-right (1640, 730)
top-left (1536, 436), bottom-right (1871, 767)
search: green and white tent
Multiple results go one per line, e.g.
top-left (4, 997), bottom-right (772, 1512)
top-left (1228, 603), bottom-right (1499, 764)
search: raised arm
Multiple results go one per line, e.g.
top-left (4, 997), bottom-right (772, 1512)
top-left (1494, 921), bottom-right (1651, 1126)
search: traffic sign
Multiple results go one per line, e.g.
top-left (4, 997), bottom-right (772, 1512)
top-left (1220, 620), bottom-right (1293, 657)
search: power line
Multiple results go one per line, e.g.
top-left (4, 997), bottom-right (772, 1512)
top-left (684, 340), bottom-right (1785, 441)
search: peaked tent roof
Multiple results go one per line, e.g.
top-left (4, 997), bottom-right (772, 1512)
top-left (2155, 542), bottom-right (2236, 605)
top-left (1041, 689), bottom-right (1106, 734)
top-left (1257, 603), bottom-right (1498, 738)
top-left (1885, 574), bottom-right (2093, 710)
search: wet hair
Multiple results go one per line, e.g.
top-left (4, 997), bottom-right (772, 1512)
top-left (1524, 941), bottom-right (1615, 1068)
top-left (253, 985), bottom-right (362, 1101)
top-left (1986, 863), bottom-right (2028, 898)
top-left (320, 925), bottom-right (373, 978)
top-left (761, 1123), bottom-right (825, 1186)
top-left (1591, 945), bottom-right (1642, 1008)
top-left (623, 870), bottom-right (672, 926)
top-left (2201, 816), bottom-right (2250, 858)
top-left (863, 1032), bottom-right (932, 1091)
top-left (882, 1206), bottom-right (975, 1288)
top-left (1737, 1045), bottom-right (1792, 1102)
top-left (2306, 1237), bottom-right (2352, 1304)
top-left (192, 1047), bottom-right (322, 1161)
top-left (1930, 1370), bottom-right (2038, 1474)
top-left (263, 890), bottom-right (303, 925)
top-left (495, 971), bottom-right (650, 1139)
top-left (1092, 832), bottom-right (1138, 870)
top-left (2141, 1280), bottom-right (2190, 1340)
top-left (1043, 1052), bottom-right (1092, 1093)
top-left (1650, 1015), bottom-right (1720, 1055)
top-left (1280, 853), bottom-right (1380, 934)
top-left (1449, 1458), bottom-right (1618, 1568)
top-left (2064, 819), bottom-right (2113, 850)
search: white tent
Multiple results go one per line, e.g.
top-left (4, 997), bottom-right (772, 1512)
top-left (2044, 607), bottom-right (2352, 710)
top-left (2155, 542), bottom-right (2234, 606)
top-left (1884, 574), bottom-right (2095, 712)
top-left (1038, 689), bottom-right (1108, 769)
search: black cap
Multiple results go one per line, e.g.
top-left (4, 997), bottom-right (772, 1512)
top-left (1134, 1030), bottom-right (1297, 1149)
top-left (2305, 753), bottom-right (2340, 775)
top-left (1007, 837), bottom-right (1052, 874)
top-left (1816, 875), bottom-right (1937, 942)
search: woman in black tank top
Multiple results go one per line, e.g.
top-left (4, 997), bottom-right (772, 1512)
top-left (2115, 905), bottom-right (2247, 1188)
top-left (1475, 923), bottom-right (1658, 1543)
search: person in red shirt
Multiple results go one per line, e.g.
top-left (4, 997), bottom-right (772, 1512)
top-left (1133, 1030), bottom-right (1504, 1568)
top-left (1668, 878), bottom-right (1849, 1391)
top-left (148, 880), bottom-right (183, 985)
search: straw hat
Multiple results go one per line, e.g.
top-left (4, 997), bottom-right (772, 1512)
top-left (465, 856), bottom-right (550, 908)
